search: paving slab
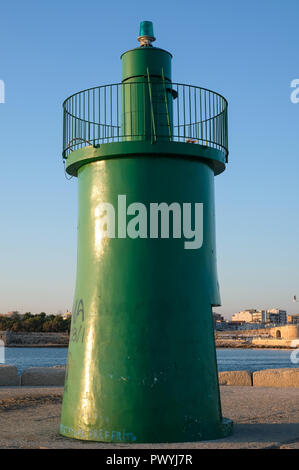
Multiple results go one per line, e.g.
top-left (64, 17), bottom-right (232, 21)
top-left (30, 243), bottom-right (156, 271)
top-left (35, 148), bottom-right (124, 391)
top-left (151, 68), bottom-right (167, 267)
top-left (0, 366), bottom-right (20, 386)
top-left (0, 386), bottom-right (298, 449)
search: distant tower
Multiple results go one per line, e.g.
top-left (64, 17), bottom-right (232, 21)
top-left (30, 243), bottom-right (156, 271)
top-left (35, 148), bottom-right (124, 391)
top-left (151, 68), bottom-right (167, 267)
top-left (60, 21), bottom-right (233, 443)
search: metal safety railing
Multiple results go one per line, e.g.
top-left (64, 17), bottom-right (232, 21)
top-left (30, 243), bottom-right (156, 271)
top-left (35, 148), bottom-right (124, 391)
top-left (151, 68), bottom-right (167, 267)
top-left (62, 82), bottom-right (228, 160)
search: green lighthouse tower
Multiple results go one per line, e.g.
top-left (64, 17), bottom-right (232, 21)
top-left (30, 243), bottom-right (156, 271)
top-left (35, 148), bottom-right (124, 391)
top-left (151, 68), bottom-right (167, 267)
top-left (60, 21), bottom-right (233, 443)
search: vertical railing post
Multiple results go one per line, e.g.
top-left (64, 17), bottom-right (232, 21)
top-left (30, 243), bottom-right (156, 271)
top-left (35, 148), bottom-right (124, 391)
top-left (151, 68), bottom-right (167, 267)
top-left (147, 68), bottom-right (157, 143)
top-left (161, 68), bottom-right (172, 141)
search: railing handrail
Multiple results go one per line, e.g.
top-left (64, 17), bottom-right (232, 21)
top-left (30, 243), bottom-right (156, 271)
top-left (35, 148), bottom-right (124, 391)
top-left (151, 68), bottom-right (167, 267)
top-left (63, 81), bottom-right (228, 108)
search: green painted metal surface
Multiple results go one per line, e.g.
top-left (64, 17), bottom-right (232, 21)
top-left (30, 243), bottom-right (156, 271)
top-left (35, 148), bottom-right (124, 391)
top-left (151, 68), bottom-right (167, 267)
top-left (121, 46), bottom-right (172, 142)
top-left (65, 141), bottom-right (226, 177)
top-left (60, 21), bottom-right (233, 443)
top-left (121, 47), bottom-right (172, 83)
top-left (121, 61), bottom-right (173, 142)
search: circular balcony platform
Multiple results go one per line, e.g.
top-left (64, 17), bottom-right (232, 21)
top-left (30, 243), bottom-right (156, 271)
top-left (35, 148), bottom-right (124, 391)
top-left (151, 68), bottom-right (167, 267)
top-left (62, 81), bottom-right (228, 172)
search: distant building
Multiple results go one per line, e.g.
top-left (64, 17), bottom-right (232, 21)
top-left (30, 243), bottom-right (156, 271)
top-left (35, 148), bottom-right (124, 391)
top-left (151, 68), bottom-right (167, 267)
top-left (232, 308), bottom-right (287, 325)
top-left (1, 311), bottom-right (20, 318)
top-left (212, 312), bottom-right (224, 325)
top-left (232, 309), bottom-right (266, 323)
top-left (287, 314), bottom-right (299, 324)
top-left (212, 312), bottom-right (231, 330)
top-left (266, 309), bottom-right (287, 324)
top-left (223, 321), bottom-right (245, 330)
top-left (63, 311), bottom-right (72, 320)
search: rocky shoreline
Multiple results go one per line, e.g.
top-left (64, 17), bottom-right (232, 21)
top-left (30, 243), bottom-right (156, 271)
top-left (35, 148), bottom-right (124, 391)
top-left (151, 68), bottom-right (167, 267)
top-left (0, 331), bottom-right (69, 347)
top-left (4, 344), bottom-right (68, 348)
top-left (5, 342), bottom-right (295, 350)
top-left (215, 340), bottom-right (293, 349)
top-left (0, 331), bottom-right (296, 350)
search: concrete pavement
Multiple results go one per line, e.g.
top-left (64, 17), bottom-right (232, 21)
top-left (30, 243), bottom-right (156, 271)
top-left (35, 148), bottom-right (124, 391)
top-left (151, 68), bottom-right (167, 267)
top-left (0, 386), bottom-right (298, 449)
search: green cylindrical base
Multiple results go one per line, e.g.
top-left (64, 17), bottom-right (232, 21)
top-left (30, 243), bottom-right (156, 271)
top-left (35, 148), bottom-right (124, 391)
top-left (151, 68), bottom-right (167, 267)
top-left (60, 155), bottom-right (233, 443)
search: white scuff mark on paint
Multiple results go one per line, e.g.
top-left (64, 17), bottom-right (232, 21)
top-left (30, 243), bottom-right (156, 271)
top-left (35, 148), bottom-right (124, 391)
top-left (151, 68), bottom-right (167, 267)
top-left (120, 376), bottom-right (130, 382)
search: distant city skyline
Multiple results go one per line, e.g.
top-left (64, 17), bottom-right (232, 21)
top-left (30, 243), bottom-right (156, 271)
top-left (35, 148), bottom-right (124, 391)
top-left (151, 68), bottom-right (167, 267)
top-left (0, 0), bottom-right (298, 317)
top-left (2, 306), bottom-right (298, 322)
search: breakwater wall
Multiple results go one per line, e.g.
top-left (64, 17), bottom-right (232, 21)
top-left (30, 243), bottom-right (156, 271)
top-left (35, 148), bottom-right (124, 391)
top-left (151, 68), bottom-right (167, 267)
top-left (216, 325), bottom-right (299, 340)
top-left (0, 365), bottom-right (298, 387)
top-left (0, 331), bottom-right (69, 347)
top-left (215, 338), bottom-right (296, 349)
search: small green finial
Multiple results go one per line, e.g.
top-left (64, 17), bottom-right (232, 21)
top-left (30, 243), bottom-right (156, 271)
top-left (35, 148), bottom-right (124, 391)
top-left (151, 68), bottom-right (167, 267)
top-left (138, 21), bottom-right (156, 47)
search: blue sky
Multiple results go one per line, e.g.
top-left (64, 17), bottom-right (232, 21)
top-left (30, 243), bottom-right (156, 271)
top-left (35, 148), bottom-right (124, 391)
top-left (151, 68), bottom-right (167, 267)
top-left (0, 0), bottom-right (298, 318)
